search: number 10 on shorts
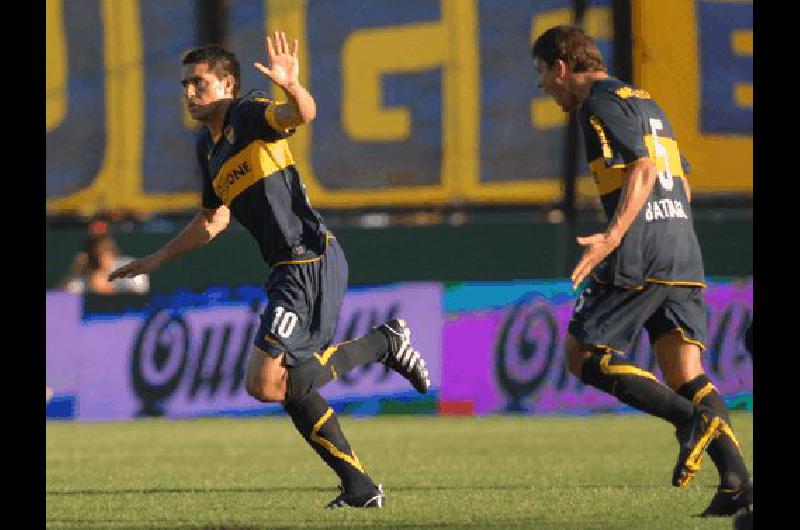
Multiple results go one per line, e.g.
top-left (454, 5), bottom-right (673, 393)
top-left (270, 306), bottom-right (298, 339)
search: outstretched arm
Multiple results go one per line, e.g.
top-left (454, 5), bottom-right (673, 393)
top-left (253, 31), bottom-right (316, 128)
top-left (570, 157), bottom-right (658, 288)
top-left (108, 206), bottom-right (230, 280)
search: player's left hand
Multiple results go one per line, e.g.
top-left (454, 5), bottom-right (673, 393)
top-left (254, 31), bottom-right (300, 90)
top-left (570, 233), bottom-right (620, 289)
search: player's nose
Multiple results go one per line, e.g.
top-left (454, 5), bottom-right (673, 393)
top-left (182, 83), bottom-right (196, 99)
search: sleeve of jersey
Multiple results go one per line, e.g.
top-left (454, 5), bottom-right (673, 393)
top-left (584, 96), bottom-right (650, 166)
top-left (244, 97), bottom-right (296, 140)
top-left (197, 141), bottom-right (222, 209)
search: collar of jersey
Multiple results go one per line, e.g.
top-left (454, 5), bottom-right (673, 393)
top-left (206, 99), bottom-right (237, 154)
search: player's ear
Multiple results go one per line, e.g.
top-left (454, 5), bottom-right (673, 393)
top-left (223, 74), bottom-right (235, 96)
top-left (555, 59), bottom-right (568, 80)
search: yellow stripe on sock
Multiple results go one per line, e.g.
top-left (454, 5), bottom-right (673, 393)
top-left (692, 382), bottom-right (715, 406)
top-left (599, 354), bottom-right (659, 382)
top-left (313, 337), bottom-right (359, 366)
top-left (314, 345), bottom-right (339, 366)
top-left (310, 408), bottom-right (366, 473)
top-left (690, 383), bottom-right (741, 448)
top-left (686, 416), bottom-right (722, 473)
top-left (718, 419), bottom-right (741, 450)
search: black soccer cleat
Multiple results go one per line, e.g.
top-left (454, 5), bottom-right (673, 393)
top-left (701, 480), bottom-right (753, 517)
top-left (324, 484), bottom-right (385, 510)
top-left (733, 508), bottom-right (753, 530)
top-left (672, 406), bottom-right (724, 488)
top-left (378, 319), bottom-right (430, 394)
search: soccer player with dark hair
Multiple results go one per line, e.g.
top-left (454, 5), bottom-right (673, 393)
top-left (109, 32), bottom-right (431, 509)
top-left (531, 25), bottom-right (752, 516)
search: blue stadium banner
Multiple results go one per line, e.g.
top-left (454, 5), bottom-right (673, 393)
top-left (46, 0), bottom-right (752, 215)
top-left (632, 0), bottom-right (752, 194)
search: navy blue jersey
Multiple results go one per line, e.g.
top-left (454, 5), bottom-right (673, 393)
top-left (578, 77), bottom-right (705, 289)
top-left (197, 90), bottom-right (328, 266)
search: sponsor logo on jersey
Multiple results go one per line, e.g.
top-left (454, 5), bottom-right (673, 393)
top-left (215, 161), bottom-right (252, 197)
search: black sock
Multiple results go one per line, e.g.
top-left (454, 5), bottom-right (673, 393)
top-left (286, 328), bottom-right (390, 399)
top-left (677, 375), bottom-right (750, 489)
top-left (283, 391), bottom-right (375, 495)
top-left (581, 350), bottom-right (694, 426)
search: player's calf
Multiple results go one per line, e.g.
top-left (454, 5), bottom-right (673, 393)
top-left (575, 343), bottom-right (695, 427)
top-left (284, 391), bottom-right (379, 505)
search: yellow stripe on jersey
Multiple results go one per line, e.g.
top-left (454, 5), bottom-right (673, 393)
top-left (589, 116), bottom-right (613, 159)
top-left (245, 96), bottom-right (293, 134)
top-left (643, 135), bottom-right (684, 179)
top-left (615, 86), bottom-right (651, 100)
top-left (645, 278), bottom-right (707, 289)
top-left (264, 101), bottom-right (294, 135)
top-left (212, 139), bottom-right (295, 205)
top-left (588, 158), bottom-right (627, 195)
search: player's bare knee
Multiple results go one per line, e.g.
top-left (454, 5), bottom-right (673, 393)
top-left (244, 348), bottom-right (287, 402)
top-left (245, 377), bottom-right (285, 403)
top-left (654, 330), bottom-right (704, 391)
top-left (565, 336), bottom-right (592, 378)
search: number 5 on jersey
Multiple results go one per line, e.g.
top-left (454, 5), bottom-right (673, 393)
top-left (649, 118), bottom-right (674, 191)
top-left (270, 306), bottom-right (298, 339)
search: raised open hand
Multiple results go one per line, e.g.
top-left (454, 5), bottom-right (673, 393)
top-left (253, 31), bottom-right (299, 90)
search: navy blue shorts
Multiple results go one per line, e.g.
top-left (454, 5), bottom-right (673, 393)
top-left (254, 238), bottom-right (348, 366)
top-left (567, 277), bottom-right (708, 354)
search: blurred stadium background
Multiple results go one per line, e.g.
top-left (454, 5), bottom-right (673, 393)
top-left (46, 1), bottom-right (753, 525)
top-left (46, 0), bottom-right (753, 419)
top-left (46, 0), bottom-right (751, 424)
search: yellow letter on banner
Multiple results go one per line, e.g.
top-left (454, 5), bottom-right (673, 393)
top-left (47, 0), bottom-right (199, 216)
top-left (267, 0), bottom-right (478, 208)
top-left (731, 29), bottom-right (753, 108)
top-left (342, 24), bottom-right (446, 142)
top-left (46, 0), bottom-right (67, 132)
top-left (631, 0), bottom-right (752, 194)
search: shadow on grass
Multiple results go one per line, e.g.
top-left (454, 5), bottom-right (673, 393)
top-left (46, 483), bottom-right (715, 496)
top-left (45, 522), bottom-right (550, 529)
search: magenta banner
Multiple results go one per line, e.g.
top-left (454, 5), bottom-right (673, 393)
top-left (440, 279), bottom-right (753, 415)
top-left (46, 283), bottom-right (442, 420)
top-left (47, 278), bottom-right (753, 420)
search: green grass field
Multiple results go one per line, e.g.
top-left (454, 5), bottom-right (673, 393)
top-left (46, 413), bottom-right (752, 529)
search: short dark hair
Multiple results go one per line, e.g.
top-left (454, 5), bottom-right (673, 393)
top-left (182, 45), bottom-right (241, 96)
top-left (532, 25), bottom-right (606, 73)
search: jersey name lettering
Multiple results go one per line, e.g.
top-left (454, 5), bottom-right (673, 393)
top-left (645, 199), bottom-right (688, 222)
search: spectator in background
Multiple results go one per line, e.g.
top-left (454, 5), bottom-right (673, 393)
top-left (58, 220), bottom-right (149, 294)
